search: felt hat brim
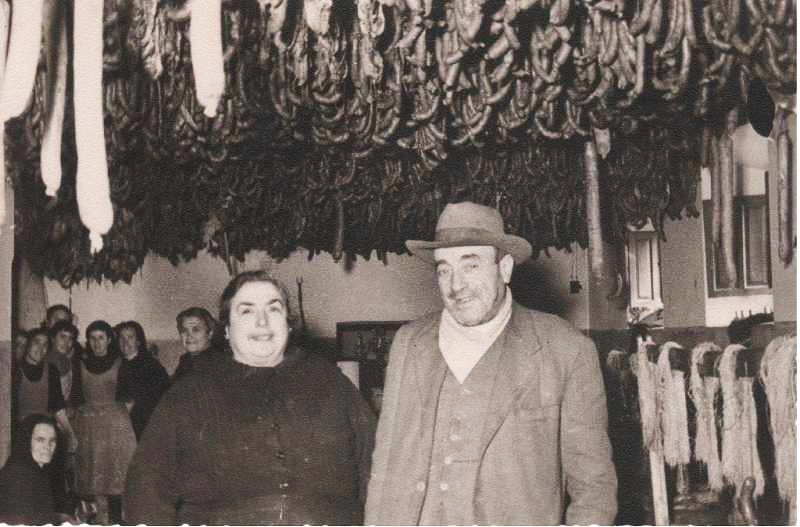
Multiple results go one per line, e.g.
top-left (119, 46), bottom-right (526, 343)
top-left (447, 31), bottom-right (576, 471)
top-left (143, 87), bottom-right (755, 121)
top-left (406, 227), bottom-right (532, 264)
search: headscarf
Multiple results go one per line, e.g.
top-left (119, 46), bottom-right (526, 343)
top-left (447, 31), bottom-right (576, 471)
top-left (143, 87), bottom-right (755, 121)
top-left (10, 413), bottom-right (59, 466)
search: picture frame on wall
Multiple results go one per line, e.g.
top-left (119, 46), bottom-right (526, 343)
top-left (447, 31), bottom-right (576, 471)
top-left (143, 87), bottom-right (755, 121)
top-left (335, 321), bottom-right (406, 413)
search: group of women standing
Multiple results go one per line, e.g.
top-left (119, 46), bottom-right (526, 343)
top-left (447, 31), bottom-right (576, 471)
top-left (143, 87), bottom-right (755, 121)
top-left (4, 314), bottom-right (173, 524)
top-left (4, 270), bottom-right (376, 525)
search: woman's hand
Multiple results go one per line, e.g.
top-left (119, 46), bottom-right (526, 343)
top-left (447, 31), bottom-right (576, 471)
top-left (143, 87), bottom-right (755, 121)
top-left (54, 512), bottom-right (78, 525)
top-left (67, 434), bottom-right (79, 453)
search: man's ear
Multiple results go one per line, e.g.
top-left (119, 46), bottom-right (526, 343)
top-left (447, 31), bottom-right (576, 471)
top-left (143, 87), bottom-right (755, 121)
top-left (499, 253), bottom-right (514, 284)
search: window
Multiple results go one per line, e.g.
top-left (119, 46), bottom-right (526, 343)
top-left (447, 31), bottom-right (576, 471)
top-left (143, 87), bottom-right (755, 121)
top-left (702, 194), bottom-right (772, 296)
top-left (626, 225), bottom-right (663, 324)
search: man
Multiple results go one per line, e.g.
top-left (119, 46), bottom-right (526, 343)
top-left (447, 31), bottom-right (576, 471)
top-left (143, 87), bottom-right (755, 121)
top-left (365, 201), bottom-right (616, 525)
top-left (44, 304), bottom-right (73, 329)
top-left (48, 320), bottom-right (83, 414)
top-left (44, 304), bottom-right (84, 361)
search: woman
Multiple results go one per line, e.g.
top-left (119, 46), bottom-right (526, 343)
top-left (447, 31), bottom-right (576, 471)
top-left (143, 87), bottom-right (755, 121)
top-left (124, 271), bottom-right (376, 525)
top-left (15, 328), bottom-right (78, 450)
top-left (0, 414), bottom-right (60, 524)
top-left (115, 321), bottom-right (169, 440)
top-left (73, 321), bottom-right (137, 524)
top-left (172, 306), bottom-right (216, 381)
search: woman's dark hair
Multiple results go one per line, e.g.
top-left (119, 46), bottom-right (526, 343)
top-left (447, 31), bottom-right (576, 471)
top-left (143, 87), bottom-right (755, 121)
top-left (218, 271), bottom-right (296, 329)
top-left (176, 307), bottom-right (217, 334)
top-left (48, 320), bottom-right (78, 340)
top-left (11, 413), bottom-right (59, 463)
top-left (115, 320), bottom-right (148, 356)
top-left (25, 328), bottom-right (50, 357)
top-left (85, 320), bottom-right (119, 357)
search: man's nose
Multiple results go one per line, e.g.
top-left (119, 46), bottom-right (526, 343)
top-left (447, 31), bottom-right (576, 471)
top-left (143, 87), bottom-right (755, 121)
top-left (451, 270), bottom-right (466, 291)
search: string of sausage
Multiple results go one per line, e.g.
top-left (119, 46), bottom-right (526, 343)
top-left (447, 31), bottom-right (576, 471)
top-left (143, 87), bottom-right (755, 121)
top-left (718, 108), bottom-right (738, 288)
top-left (776, 109), bottom-right (793, 264)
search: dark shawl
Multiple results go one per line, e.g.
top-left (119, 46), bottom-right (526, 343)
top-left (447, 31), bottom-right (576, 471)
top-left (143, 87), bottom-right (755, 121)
top-left (116, 350), bottom-right (169, 439)
top-left (0, 416), bottom-right (58, 525)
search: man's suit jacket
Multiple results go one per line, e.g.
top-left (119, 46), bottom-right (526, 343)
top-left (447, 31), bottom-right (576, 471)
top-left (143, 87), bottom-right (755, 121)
top-left (365, 303), bottom-right (617, 525)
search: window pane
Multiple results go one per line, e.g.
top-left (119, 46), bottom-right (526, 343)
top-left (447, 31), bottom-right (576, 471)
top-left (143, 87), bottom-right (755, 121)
top-left (635, 238), bottom-right (653, 300)
top-left (744, 204), bottom-right (769, 286)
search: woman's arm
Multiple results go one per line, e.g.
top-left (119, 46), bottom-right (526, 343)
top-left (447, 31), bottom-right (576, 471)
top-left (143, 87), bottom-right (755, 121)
top-left (339, 371), bottom-right (377, 505)
top-left (123, 389), bottom-right (182, 524)
top-left (53, 409), bottom-right (78, 453)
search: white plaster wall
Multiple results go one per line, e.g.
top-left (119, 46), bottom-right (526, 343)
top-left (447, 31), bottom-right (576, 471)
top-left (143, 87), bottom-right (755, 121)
top-left (45, 248), bottom-right (443, 340)
top-left (44, 245), bottom-right (589, 341)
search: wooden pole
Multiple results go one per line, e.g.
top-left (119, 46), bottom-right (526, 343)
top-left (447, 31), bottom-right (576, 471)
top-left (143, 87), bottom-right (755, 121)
top-left (649, 448), bottom-right (670, 525)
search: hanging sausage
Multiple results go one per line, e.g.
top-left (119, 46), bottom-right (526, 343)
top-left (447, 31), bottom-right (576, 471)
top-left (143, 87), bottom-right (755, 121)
top-left (40, 0), bottom-right (68, 198)
top-left (585, 139), bottom-right (605, 287)
top-left (74, 0), bottom-right (114, 253)
top-left (718, 108), bottom-right (738, 288)
top-left (0, 0), bottom-right (44, 120)
top-left (190, 0), bottom-right (225, 118)
top-left (776, 109), bottom-right (793, 264)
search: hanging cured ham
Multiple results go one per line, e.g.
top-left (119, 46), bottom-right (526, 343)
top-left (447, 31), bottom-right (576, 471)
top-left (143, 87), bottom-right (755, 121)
top-left (190, 0), bottom-right (225, 117)
top-left (74, 0), bottom-right (114, 253)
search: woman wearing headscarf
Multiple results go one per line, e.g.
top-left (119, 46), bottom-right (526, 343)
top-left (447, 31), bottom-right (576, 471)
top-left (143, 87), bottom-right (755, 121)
top-left (73, 320), bottom-right (138, 524)
top-left (124, 271), bottom-right (376, 525)
top-left (115, 321), bottom-right (169, 440)
top-left (0, 413), bottom-right (61, 524)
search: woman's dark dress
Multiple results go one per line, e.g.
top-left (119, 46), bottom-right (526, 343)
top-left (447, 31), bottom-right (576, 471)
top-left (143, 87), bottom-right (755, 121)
top-left (124, 345), bottom-right (376, 525)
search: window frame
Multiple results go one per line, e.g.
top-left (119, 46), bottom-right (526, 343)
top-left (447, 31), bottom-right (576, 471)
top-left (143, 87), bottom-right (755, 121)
top-left (702, 193), bottom-right (772, 297)
top-left (627, 229), bottom-right (663, 309)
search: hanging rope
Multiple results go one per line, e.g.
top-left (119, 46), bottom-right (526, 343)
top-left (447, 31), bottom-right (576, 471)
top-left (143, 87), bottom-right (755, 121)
top-left (719, 344), bottom-right (765, 497)
top-left (634, 342), bottom-right (662, 452)
top-left (689, 342), bottom-right (724, 491)
top-left (657, 342), bottom-right (690, 467)
top-left (759, 335), bottom-right (796, 522)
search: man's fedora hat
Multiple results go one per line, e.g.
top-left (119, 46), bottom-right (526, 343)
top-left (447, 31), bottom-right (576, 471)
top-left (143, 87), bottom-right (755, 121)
top-left (406, 201), bottom-right (533, 264)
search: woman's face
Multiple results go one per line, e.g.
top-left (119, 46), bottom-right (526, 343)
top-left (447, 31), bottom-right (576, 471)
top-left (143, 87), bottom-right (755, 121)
top-left (30, 423), bottom-right (57, 467)
top-left (227, 281), bottom-right (290, 367)
top-left (119, 328), bottom-right (139, 360)
top-left (179, 316), bottom-right (213, 355)
top-left (88, 329), bottom-right (110, 357)
top-left (26, 335), bottom-right (49, 365)
top-left (53, 330), bottom-right (74, 356)
top-left (14, 334), bottom-right (29, 362)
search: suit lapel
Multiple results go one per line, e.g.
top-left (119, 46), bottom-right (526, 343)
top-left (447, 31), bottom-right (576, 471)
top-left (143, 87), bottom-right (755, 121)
top-left (479, 304), bottom-right (542, 451)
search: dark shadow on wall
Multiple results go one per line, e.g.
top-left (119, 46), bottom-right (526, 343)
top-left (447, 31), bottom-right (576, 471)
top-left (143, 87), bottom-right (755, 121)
top-left (509, 259), bottom-right (568, 317)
